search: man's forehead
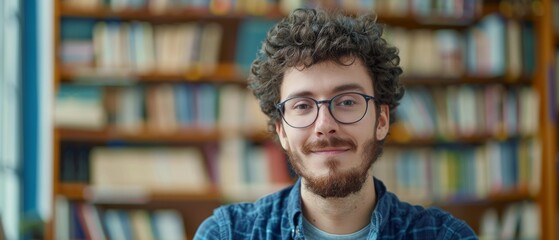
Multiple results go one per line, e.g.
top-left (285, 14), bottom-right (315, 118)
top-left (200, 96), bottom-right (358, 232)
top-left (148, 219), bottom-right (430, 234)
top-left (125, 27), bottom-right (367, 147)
top-left (280, 61), bottom-right (374, 99)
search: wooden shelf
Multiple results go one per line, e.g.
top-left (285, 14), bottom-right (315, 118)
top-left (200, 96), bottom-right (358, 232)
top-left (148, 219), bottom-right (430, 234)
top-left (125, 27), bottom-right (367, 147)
top-left (402, 75), bottom-right (532, 86)
top-left (60, 4), bottom-right (480, 29)
top-left (57, 127), bottom-right (272, 143)
top-left (59, 2), bottom-right (536, 29)
top-left (387, 131), bottom-right (533, 147)
top-left (378, 15), bottom-right (476, 30)
top-left (57, 127), bottom-right (221, 143)
top-left (481, 2), bottom-right (536, 21)
top-left (377, 2), bottom-right (534, 29)
top-left (60, 4), bottom-right (287, 21)
top-left (60, 127), bottom-right (531, 146)
top-left (59, 64), bottom-right (248, 84)
top-left (57, 182), bottom-right (222, 202)
top-left (387, 136), bottom-right (488, 146)
top-left (432, 188), bottom-right (536, 206)
top-left (60, 67), bottom-right (534, 86)
top-left (61, 5), bottom-right (243, 21)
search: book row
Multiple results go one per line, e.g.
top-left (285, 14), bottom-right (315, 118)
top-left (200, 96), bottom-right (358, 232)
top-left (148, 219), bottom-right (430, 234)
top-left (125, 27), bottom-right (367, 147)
top-left (479, 201), bottom-right (539, 239)
top-left (55, 82), bottom-right (538, 142)
top-left (59, 139), bottom-right (293, 201)
top-left (63, 0), bottom-right (481, 18)
top-left (374, 138), bottom-right (541, 203)
top-left (60, 136), bottom-right (540, 204)
top-left (60, 13), bottom-right (536, 81)
top-left (385, 14), bottom-right (536, 79)
top-left (55, 197), bottom-right (187, 240)
top-left (54, 83), bottom-right (267, 133)
top-left (294, 0), bottom-right (480, 18)
top-left (64, 0), bottom-right (277, 15)
top-left (395, 85), bottom-right (538, 141)
top-left (61, 21), bottom-right (222, 75)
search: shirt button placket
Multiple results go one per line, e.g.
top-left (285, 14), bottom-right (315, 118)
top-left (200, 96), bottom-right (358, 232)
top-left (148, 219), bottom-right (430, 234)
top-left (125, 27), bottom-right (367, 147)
top-left (295, 226), bottom-right (302, 239)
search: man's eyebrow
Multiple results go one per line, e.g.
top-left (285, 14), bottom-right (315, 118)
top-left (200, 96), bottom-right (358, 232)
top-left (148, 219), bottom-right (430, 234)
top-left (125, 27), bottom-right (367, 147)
top-left (285, 91), bottom-right (313, 99)
top-left (284, 84), bottom-right (367, 100)
top-left (332, 84), bottom-right (366, 93)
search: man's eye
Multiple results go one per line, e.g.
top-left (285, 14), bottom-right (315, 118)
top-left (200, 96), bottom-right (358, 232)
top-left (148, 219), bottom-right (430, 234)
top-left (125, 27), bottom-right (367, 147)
top-left (293, 103), bottom-right (312, 110)
top-left (339, 100), bottom-right (356, 106)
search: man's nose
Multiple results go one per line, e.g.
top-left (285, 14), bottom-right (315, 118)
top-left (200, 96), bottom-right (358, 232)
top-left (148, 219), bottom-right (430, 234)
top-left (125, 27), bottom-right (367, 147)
top-left (313, 104), bottom-right (338, 135)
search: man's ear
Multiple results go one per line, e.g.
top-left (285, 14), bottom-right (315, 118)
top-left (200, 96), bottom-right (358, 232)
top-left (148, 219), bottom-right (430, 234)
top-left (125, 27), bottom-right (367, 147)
top-left (376, 104), bottom-right (390, 141)
top-left (275, 120), bottom-right (289, 151)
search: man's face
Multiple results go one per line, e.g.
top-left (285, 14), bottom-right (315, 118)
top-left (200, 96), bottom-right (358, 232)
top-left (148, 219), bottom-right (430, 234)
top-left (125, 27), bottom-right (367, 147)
top-left (275, 59), bottom-right (390, 198)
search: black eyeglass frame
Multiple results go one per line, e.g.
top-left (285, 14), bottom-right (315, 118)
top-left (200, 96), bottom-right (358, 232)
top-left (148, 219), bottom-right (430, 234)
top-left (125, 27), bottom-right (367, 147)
top-left (275, 92), bottom-right (377, 128)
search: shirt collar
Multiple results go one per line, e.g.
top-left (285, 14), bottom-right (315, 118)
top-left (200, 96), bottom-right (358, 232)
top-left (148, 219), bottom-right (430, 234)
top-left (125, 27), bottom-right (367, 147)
top-left (371, 177), bottom-right (391, 234)
top-left (286, 178), bottom-right (303, 230)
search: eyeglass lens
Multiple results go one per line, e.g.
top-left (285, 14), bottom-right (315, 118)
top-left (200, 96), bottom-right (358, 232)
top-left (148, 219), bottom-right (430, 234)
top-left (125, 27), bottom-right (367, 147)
top-left (280, 92), bottom-right (371, 128)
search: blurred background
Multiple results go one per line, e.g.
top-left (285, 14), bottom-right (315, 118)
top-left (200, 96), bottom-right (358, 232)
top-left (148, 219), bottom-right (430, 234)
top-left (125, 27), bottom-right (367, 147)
top-left (1, 0), bottom-right (559, 239)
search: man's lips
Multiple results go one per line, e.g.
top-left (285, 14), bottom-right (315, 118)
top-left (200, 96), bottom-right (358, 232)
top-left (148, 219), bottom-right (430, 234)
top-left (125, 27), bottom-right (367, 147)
top-left (310, 147), bottom-right (351, 154)
top-left (302, 137), bottom-right (357, 155)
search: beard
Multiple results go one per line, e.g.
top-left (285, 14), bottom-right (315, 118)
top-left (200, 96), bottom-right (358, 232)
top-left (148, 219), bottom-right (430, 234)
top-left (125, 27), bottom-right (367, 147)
top-left (286, 134), bottom-right (384, 199)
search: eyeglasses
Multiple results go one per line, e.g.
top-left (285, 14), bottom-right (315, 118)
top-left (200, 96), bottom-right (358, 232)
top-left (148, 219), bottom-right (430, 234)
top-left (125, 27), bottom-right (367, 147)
top-left (276, 92), bottom-right (376, 128)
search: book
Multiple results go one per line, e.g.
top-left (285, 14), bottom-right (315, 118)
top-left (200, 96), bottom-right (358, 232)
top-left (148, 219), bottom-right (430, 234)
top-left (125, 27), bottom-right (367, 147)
top-left (521, 21), bottom-right (536, 78)
top-left (104, 210), bottom-right (129, 240)
top-left (479, 208), bottom-right (499, 240)
top-left (264, 141), bottom-right (291, 184)
top-left (195, 84), bottom-right (218, 129)
top-left (130, 210), bottom-right (155, 240)
top-left (146, 84), bottom-right (178, 133)
top-left (90, 147), bottom-right (211, 194)
top-left (54, 196), bottom-right (70, 240)
top-left (54, 85), bottom-right (107, 130)
top-left (217, 137), bottom-right (246, 198)
top-left (151, 210), bottom-right (186, 240)
top-left (134, 22), bottom-right (156, 73)
top-left (60, 40), bottom-right (94, 68)
top-left (174, 84), bottom-right (195, 128)
top-left (436, 29), bottom-right (463, 78)
top-left (500, 203), bottom-right (521, 239)
top-left (217, 85), bottom-right (245, 134)
top-left (198, 23), bottom-right (223, 75)
top-left (506, 20), bottom-right (522, 80)
top-left (70, 202), bottom-right (87, 240)
top-left (80, 203), bottom-right (107, 240)
top-left (242, 91), bottom-right (268, 134)
top-left (235, 19), bottom-right (278, 73)
top-left (114, 86), bottom-right (144, 133)
top-left (519, 202), bottom-right (540, 239)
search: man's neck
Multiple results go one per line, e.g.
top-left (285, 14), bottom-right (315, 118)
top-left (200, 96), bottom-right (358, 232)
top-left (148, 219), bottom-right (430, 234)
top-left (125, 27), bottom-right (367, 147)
top-left (300, 175), bottom-right (377, 235)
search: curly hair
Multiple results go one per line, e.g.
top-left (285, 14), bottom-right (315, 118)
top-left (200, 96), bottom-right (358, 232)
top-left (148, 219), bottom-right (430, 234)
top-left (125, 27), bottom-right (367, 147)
top-left (248, 8), bottom-right (405, 134)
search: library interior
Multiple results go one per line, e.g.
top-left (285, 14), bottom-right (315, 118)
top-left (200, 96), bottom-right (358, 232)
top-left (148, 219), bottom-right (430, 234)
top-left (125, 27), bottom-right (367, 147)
top-left (1, 0), bottom-right (559, 239)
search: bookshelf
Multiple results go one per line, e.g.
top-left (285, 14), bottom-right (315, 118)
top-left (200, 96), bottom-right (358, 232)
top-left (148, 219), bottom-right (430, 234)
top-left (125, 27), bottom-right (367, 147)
top-left (52, 0), bottom-right (286, 238)
top-left (553, 0), bottom-right (559, 234)
top-left (50, 0), bottom-right (558, 239)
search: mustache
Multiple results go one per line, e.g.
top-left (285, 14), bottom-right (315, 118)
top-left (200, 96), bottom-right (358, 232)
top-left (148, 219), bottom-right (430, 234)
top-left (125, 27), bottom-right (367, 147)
top-left (302, 136), bottom-right (357, 155)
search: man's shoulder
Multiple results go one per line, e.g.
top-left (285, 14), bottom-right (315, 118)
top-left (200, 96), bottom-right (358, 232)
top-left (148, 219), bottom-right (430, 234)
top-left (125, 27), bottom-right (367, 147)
top-left (194, 186), bottom-right (295, 240)
top-left (381, 192), bottom-right (477, 239)
top-left (408, 207), bottom-right (477, 239)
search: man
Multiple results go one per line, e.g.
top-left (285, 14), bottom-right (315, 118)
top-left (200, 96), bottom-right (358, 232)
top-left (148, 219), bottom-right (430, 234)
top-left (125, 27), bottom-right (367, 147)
top-left (195, 8), bottom-right (477, 239)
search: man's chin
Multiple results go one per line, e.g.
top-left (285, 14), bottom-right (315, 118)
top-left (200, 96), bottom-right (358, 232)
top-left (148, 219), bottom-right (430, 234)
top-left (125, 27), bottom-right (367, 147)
top-left (303, 171), bottom-right (366, 198)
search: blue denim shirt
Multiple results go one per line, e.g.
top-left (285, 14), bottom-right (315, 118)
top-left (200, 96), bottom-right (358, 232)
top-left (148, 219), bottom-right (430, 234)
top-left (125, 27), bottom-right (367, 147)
top-left (194, 178), bottom-right (478, 239)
